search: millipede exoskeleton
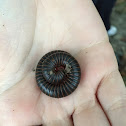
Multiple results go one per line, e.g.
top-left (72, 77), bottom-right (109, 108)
top-left (36, 50), bottom-right (81, 98)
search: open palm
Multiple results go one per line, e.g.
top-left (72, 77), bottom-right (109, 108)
top-left (0, 0), bottom-right (126, 126)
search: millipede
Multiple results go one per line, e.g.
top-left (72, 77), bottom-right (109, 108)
top-left (35, 50), bottom-right (81, 98)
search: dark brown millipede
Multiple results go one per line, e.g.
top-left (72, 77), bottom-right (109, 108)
top-left (35, 50), bottom-right (81, 98)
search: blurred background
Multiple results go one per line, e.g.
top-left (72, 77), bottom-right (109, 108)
top-left (110, 0), bottom-right (126, 84)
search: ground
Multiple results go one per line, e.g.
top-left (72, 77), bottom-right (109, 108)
top-left (110, 0), bottom-right (126, 84)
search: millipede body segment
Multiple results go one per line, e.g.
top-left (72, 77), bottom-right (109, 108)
top-left (36, 50), bottom-right (81, 98)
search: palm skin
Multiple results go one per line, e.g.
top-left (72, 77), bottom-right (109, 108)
top-left (0, 0), bottom-right (126, 126)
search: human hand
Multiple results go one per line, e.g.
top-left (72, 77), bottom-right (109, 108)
top-left (0, 0), bottom-right (126, 126)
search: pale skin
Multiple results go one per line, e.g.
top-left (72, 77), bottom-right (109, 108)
top-left (0, 0), bottom-right (126, 126)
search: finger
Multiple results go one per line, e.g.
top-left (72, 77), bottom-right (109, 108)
top-left (98, 70), bottom-right (126, 126)
top-left (42, 118), bottom-right (73, 126)
top-left (73, 100), bottom-right (110, 126)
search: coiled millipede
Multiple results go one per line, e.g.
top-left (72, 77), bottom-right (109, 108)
top-left (36, 50), bottom-right (81, 98)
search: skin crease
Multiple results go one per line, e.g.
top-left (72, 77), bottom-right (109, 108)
top-left (0, 0), bottom-right (126, 126)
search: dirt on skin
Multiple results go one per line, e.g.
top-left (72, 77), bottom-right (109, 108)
top-left (109, 0), bottom-right (126, 84)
